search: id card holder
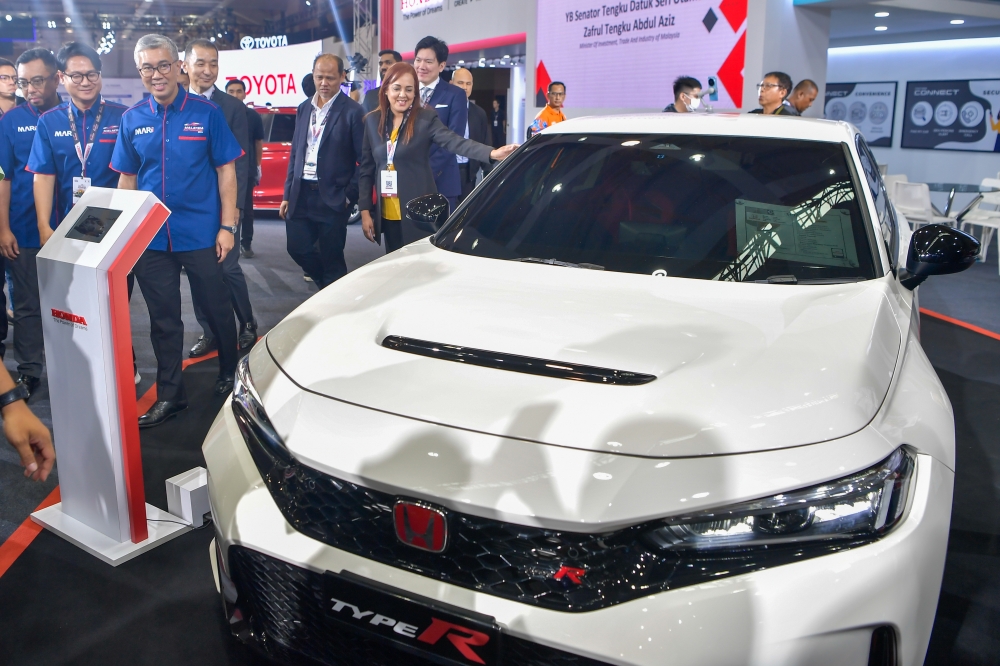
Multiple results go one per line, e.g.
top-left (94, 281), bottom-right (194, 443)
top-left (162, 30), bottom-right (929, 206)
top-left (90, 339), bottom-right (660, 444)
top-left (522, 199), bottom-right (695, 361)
top-left (73, 176), bottom-right (91, 204)
top-left (380, 170), bottom-right (398, 198)
top-left (303, 162), bottom-right (317, 179)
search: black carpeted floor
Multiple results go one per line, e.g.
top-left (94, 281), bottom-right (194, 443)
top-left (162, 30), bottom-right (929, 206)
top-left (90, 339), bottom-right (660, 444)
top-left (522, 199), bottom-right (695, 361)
top-left (0, 277), bottom-right (997, 664)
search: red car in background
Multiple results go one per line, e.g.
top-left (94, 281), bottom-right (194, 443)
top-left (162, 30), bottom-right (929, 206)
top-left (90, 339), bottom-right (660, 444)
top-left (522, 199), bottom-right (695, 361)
top-left (253, 106), bottom-right (297, 210)
top-left (252, 106), bottom-right (362, 223)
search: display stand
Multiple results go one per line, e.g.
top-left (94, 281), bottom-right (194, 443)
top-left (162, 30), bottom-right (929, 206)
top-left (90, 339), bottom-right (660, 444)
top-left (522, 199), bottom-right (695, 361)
top-left (31, 187), bottom-right (192, 566)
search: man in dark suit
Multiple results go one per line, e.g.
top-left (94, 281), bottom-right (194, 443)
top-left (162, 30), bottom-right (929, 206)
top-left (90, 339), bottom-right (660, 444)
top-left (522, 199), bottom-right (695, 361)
top-left (451, 68), bottom-right (492, 204)
top-left (225, 78), bottom-right (264, 259)
top-left (413, 36), bottom-right (467, 212)
top-left (362, 49), bottom-right (402, 114)
top-left (279, 54), bottom-right (363, 288)
top-left (183, 39), bottom-right (259, 357)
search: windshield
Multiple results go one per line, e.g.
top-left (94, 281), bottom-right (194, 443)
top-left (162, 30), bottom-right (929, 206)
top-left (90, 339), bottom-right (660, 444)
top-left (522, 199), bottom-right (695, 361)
top-left (435, 133), bottom-right (878, 282)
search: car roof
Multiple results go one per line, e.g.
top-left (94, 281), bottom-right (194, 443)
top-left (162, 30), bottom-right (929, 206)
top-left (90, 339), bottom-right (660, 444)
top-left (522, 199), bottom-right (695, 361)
top-left (544, 113), bottom-right (859, 144)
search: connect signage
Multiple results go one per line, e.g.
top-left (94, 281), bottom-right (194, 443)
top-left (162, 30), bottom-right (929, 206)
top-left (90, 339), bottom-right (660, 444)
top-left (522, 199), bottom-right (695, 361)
top-left (901, 79), bottom-right (1000, 152)
top-left (536, 0), bottom-right (748, 110)
top-left (240, 34), bottom-right (290, 50)
top-left (401, 0), bottom-right (444, 17)
top-left (218, 40), bottom-right (322, 107)
top-left (824, 82), bottom-right (897, 147)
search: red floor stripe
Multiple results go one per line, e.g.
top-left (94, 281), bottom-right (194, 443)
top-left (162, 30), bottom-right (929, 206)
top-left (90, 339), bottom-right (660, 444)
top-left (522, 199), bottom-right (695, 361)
top-left (920, 308), bottom-right (1000, 343)
top-left (0, 351), bottom-right (225, 578)
top-left (0, 486), bottom-right (61, 578)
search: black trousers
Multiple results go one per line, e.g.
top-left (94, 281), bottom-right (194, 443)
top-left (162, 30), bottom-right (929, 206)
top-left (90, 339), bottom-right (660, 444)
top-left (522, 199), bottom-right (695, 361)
top-left (134, 247), bottom-right (238, 404)
top-left (242, 177), bottom-right (255, 248)
top-left (458, 163), bottom-right (477, 204)
top-left (285, 185), bottom-right (349, 288)
top-left (8, 247), bottom-right (42, 378)
top-left (192, 220), bottom-right (255, 337)
top-left (382, 218), bottom-right (404, 254)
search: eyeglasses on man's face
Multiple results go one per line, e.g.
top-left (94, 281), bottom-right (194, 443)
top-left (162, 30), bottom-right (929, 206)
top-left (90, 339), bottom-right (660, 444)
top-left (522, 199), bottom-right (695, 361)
top-left (0, 74), bottom-right (16, 84)
top-left (64, 70), bottom-right (102, 85)
top-left (757, 82), bottom-right (782, 90)
top-left (16, 74), bottom-right (56, 90)
top-left (138, 62), bottom-right (175, 78)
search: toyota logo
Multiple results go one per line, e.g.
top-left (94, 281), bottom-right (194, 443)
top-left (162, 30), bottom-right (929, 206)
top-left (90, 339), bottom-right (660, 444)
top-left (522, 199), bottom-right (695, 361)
top-left (240, 35), bottom-right (255, 50)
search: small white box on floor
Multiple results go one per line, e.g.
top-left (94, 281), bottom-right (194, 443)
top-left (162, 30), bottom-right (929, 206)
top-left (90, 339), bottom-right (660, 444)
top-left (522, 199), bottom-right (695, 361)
top-left (166, 467), bottom-right (210, 527)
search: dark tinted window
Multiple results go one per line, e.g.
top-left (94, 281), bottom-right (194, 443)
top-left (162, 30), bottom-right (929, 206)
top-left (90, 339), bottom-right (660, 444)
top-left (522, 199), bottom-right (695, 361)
top-left (437, 133), bottom-right (877, 283)
top-left (269, 114), bottom-right (296, 143)
top-left (856, 135), bottom-right (896, 268)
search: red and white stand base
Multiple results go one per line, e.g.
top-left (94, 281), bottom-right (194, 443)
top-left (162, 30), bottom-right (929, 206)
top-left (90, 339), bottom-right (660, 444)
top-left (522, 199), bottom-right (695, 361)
top-left (30, 187), bottom-right (195, 566)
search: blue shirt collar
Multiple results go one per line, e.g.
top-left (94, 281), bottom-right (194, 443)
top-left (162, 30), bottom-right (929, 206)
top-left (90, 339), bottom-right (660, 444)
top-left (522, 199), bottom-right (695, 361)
top-left (148, 85), bottom-right (188, 116)
top-left (69, 95), bottom-right (103, 119)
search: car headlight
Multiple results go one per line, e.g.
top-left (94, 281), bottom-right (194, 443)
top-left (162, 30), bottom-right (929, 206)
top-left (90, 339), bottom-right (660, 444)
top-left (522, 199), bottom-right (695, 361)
top-left (646, 447), bottom-right (915, 551)
top-left (232, 354), bottom-right (292, 465)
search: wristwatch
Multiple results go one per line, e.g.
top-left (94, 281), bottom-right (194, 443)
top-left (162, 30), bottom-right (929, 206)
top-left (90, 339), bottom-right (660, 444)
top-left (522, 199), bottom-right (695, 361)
top-left (220, 225), bottom-right (237, 235)
top-left (0, 383), bottom-right (30, 410)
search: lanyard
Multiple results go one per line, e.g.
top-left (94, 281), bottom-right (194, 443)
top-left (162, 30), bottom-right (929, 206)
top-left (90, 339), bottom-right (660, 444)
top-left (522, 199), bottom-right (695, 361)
top-left (68, 100), bottom-right (105, 178)
top-left (310, 104), bottom-right (329, 143)
top-left (385, 111), bottom-right (409, 168)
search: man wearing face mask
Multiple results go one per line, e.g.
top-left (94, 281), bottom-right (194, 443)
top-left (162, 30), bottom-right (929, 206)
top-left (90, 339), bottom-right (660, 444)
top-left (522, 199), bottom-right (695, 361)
top-left (663, 76), bottom-right (702, 113)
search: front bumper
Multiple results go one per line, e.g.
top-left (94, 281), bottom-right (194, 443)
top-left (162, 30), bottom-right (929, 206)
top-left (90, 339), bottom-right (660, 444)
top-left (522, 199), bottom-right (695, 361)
top-left (205, 404), bottom-right (952, 666)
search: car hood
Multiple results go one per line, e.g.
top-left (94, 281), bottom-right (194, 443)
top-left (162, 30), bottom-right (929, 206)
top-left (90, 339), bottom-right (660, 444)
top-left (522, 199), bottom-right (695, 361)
top-left (266, 241), bottom-right (902, 458)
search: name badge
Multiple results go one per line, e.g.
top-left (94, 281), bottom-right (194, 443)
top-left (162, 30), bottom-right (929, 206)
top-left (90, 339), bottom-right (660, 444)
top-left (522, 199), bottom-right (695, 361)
top-left (303, 161), bottom-right (317, 179)
top-left (380, 170), bottom-right (398, 197)
top-left (73, 177), bottom-right (91, 204)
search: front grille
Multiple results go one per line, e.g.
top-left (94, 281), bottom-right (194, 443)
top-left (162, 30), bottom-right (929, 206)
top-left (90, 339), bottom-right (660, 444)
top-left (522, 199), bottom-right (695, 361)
top-left (237, 400), bottom-right (867, 613)
top-left (229, 546), bottom-right (611, 666)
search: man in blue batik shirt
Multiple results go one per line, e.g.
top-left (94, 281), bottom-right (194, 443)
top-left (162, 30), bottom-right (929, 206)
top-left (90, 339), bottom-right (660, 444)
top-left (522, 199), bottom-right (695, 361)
top-left (0, 48), bottom-right (62, 399)
top-left (112, 34), bottom-right (243, 428)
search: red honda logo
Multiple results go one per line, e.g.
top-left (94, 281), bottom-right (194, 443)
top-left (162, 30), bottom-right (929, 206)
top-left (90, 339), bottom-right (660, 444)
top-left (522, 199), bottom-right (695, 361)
top-left (553, 565), bottom-right (587, 584)
top-left (393, 501), bottom-right (448, 553)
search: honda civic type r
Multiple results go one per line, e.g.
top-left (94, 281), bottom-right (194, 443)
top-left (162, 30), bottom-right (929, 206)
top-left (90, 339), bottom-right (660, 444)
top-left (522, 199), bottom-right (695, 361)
top-left (204, 114), bottom-right (978, 666)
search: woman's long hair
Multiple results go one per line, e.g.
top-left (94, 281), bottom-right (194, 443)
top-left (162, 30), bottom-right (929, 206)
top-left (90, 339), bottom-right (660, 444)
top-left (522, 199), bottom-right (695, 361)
top-left (377, 62), bottom-right (422, 144)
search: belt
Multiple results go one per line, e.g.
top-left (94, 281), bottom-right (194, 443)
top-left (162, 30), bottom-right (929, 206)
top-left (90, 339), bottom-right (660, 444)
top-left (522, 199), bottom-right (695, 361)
top-left (303, 181), bottom-right (320, 190)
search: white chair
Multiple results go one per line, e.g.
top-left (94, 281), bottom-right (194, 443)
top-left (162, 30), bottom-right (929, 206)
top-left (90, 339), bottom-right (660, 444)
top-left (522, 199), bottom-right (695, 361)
top-left (958, 178), bottom-right (1000, 270)
top-left (878, 163), bottom-right (888, 176)
top-left (883, 174), bottom-right (908, 202)
top-left (890, 181), bottom-right (953, 229)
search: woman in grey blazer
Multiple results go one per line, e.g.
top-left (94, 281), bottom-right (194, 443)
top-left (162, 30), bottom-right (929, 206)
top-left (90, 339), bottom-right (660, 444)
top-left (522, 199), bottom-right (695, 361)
top-left (359, 62), bottom-right (517, 252)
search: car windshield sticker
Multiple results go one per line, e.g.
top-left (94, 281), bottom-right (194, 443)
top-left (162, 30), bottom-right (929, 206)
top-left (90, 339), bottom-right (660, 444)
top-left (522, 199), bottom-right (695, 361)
top-left (734, 199), bottom-right (860, 270)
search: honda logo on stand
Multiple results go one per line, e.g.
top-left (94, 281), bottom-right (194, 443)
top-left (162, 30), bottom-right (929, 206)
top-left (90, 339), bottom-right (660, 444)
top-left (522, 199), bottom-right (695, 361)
top-left (394, 501), bottom-right (448, 553)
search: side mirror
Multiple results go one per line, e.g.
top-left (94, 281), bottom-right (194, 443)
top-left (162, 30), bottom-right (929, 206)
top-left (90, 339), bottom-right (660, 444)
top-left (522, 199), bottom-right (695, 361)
top-left (899, 223), bottom-right (980, 290)
top-left (405, 193), bottom-right (450, 232)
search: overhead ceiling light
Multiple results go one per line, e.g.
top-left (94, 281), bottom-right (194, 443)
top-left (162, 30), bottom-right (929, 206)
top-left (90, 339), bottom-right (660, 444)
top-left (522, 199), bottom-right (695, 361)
top-left (210, 36), bottom-right (216, 42)
top-left (875, 25), bottom-right (888, 31)
top-left (65, 16), bottom-right (71, 23)
top-left (690, 154), bottom-right (705, 161)
top-left (5, 14), bottom-right (11, 21)
top-left (621, 140), bottom-right (640, 146)
top-left (950, 19), bottom-right (965, 25)
top-left (874, 12), bottom-right (889, 17)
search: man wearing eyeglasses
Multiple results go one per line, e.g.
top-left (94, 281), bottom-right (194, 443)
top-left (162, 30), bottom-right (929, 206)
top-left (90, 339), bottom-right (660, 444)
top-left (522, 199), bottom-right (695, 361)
top-left (750, 72), bottom-right (798, 116)
top-left (112, 34), bottom-right (243, 428)
top-left (0, 48), bottom-right (62, 398)
top-left (0, 58), bottom-right (23, 118)
top-left (29, 43), bottom-right (127, 236)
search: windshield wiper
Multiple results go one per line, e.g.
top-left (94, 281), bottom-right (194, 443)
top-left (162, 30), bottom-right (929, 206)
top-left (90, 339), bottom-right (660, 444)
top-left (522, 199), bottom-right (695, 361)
top-left (755, 275), bottom-right (866, 285)
top-left (512, 257), bottom-right (605, 270)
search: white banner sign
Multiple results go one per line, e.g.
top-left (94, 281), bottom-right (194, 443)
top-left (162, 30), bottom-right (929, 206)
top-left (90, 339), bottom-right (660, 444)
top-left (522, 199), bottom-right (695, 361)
top-left (218, 40), bottom-right (322, 108)
top-left (536, 0), bottom-right (748, 110)
top-left (824, 82), bottom-right (897, 148)
top-left (402, 0), bottom-right (444, 17)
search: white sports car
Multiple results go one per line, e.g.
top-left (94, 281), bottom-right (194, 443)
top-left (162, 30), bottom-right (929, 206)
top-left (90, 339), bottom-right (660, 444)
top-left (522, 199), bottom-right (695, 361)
top-left (205, 114), bottom-right (979, 666)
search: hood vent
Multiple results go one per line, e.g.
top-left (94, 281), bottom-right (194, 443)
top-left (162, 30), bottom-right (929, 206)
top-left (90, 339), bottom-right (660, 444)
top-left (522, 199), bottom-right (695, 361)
top-left (381, 335), bottom-right (656, 386)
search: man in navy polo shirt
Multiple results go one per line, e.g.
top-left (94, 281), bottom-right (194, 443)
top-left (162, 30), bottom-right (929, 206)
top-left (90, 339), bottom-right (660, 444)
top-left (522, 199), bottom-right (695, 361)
top-left (112, 34), bottom-right (243, 428)
top-left (0, 48), bottom-right (62, 399)
top-left (29, 43), bottom-right (127, 233)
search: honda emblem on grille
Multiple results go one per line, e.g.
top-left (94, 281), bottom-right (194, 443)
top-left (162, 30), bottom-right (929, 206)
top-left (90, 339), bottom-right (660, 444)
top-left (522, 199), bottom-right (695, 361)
top-left (553, 565), bottom-right (587, 584)
top-left (393, 501), bottom-right (448, 553)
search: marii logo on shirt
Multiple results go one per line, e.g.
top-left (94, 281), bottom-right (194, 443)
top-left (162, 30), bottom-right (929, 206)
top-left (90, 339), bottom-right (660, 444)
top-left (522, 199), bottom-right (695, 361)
top-left (17, 125), bottom-right (36, 133)
top-left (135, 126), bottom-right (155, 136)
top-left (54, 130), bottom-right (72, 137)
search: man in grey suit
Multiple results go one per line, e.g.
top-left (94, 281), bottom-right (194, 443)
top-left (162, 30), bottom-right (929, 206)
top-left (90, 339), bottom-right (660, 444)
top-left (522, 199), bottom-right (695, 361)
top-left (183, 39), bottom-right (258, 357)
top-left (362, 50), bottom-right (402, 114)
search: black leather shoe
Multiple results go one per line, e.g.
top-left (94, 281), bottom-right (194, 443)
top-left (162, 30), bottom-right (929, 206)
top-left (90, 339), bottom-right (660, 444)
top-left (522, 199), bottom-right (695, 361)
top-left (238, 322), bottom-right (258, 351)
top-left (138, 401), bottom-right (188, 429)
top-left (241, 245), bottom-right (255, 258)
top-left (16, 374), bottom-right (41, 399)
top-left (189, 335), bottom-right (217, 358)
top-left (214, 376), bottom-right (235, 395)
